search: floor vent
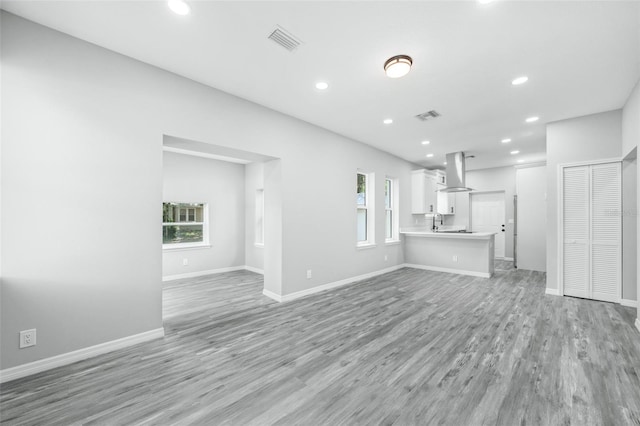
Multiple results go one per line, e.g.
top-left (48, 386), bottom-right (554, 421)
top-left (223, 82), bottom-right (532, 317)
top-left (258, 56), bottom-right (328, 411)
top-left (268, 26), bottom-right (302, 51)
top-left (415, 110), bottom-right (441, 121)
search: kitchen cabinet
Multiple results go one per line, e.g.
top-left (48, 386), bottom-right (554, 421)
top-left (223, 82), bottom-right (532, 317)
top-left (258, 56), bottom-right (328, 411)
top-left (411, 170), bottom-right (437, 214)
top-left (437, 187), bottom-right (456, 215)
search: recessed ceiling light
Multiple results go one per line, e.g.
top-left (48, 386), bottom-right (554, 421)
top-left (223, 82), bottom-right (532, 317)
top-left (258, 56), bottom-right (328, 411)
top-left (517, 159), bottom-right (525, 163)
top-left (426, 153), bottom-right (434, 158)
top-left (501, 138), bottom-right (512, 143)
top-left (511, 76), bottom-right (528, 85)
top-left (510, 150), bottom-right (520, 155)
top-left (421, 140), bottom-right (430, 145)
top-left (383, 118), bottom-right (393, 125)
top-left (443, 161), bottom-right (448, 165)
top-left (168, 0), bottom-right (190, 15)
top-left (525, 116), bottom-right (539, 123)
top-left (384, 55), bottom-right (413, 78)
top-left (315, 82), bottom-right (329, 90)
top-left (478, 0), bottom-right (494, 4)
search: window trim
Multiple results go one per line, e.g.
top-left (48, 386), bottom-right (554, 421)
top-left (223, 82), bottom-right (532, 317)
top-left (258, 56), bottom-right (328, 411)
top-left (357, 171), bottom-right (375, 248)
top-left (385, 176), bottom-right (400, 243)
top-left (162, 202), bottom-right (209, 250)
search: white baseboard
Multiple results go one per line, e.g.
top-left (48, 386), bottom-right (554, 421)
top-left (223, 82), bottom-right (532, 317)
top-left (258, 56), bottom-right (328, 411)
top-left (545, 287), bottom-right (561, 296)
top-left (636, 318), bottom-right (640, 333)
top-left (244, 265), bottom-right (264, 275)
top-left (403, 263), bottom-right (491, 278)
top-left (162, 266), bottom-right (246, 281)
top-left (262, 288), bottom-right (282, 302)
top-left (621, 299), bottom-right (638, 308)
top-left (264, 265), bottom-right (405, 303)
top-left (0, 328), bottom-right (165, 384)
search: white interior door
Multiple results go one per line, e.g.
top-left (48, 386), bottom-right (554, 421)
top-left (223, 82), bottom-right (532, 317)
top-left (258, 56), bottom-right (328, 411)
top-left (563, 166), bottom-right (590, 298)
top-left (562, 163), bottom-right (621, 303)
top-left (470, 192), bottom-right (505, 258)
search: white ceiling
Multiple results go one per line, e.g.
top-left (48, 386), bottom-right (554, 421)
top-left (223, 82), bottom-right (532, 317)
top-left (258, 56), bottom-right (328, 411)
top-left (3, 1), bottom-right (639, 170)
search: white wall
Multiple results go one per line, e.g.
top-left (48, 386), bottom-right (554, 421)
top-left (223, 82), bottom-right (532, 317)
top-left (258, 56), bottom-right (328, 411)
top-left (622, 154), bottom-right (637, 302)
top-left (621, 78), bottom-right (640, 321)
top-left (1, 13), bottom-right (417, 370)
top-left (515, 166), bottom-right (547, 272)
top-left (546, 109), bottom-right (623, 292)
top-left (162, 151), bottom-right (245, 278)
top-left (244, 162), bottom-right (264, 272)
top-left (449, 166), bottom-right (516, 259)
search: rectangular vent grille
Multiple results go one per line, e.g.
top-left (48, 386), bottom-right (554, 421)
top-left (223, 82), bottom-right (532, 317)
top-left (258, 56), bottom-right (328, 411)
top-left (415, 110), bottom-right (441, 121)
top-left (268, 26), bottom-right (302, 51)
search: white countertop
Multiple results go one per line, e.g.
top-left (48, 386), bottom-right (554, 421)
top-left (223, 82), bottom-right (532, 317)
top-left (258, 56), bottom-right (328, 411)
top-left (400, 229), bottom-right (496, 239)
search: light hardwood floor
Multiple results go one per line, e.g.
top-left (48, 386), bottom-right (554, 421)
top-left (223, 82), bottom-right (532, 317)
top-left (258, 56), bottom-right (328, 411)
top-left (2, 263), bottom-right (640, 425)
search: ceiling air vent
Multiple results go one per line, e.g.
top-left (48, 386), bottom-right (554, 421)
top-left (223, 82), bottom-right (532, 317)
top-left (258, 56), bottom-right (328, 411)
top-left (415, 110), bottom-right (441, 121)
top-left (268, 26), bottom-right (302, 52)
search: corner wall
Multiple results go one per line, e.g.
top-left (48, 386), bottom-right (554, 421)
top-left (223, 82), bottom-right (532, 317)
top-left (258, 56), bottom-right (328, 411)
top-left (546, 109), bottom-right (623, 292)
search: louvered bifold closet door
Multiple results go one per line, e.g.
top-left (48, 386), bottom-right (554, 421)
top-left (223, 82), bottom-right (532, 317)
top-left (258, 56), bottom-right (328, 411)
top-left (563, 166), bottom-right (590, 298)
top-left (590, 163), bottom-right (621, 302)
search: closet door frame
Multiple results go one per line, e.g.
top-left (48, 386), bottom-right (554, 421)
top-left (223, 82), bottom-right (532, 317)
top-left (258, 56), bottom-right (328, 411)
top-left (557, 158), bottom-right (622, 302)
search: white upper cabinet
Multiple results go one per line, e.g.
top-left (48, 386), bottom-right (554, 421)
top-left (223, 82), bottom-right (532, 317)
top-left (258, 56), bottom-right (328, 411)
top-left (411, 170), bottom-right (437, 214)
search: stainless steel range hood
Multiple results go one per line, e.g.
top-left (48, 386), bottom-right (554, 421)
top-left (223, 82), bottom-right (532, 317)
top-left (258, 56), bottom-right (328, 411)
top-left (438, 152), bottom-right (474, 192)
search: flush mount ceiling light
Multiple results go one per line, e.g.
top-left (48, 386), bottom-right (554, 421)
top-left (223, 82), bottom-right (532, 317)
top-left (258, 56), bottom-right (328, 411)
top-left (501, 138), bottom-right (512, 143)
top-left (421, 140), bottom-right (430, 145)
top-left (525, 116), bottom-right (539, 123)
top-left (512, 76), bottom-right (529, 85)
top-left (384, 55), bottom-right (413, 78)
top-left (383, 118), bottom-right (393, 124)
top-left (426, 153), bottom-right (434, 158)
top-left (315, 82), bottom-right (329, 90)
top-left (510, 150), bottom-right (520, 155)
top-left (168, 0), bottom-right (190, 15)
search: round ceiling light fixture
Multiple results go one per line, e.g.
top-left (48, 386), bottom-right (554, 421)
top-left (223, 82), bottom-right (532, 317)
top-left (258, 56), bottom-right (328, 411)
top-left (168, 0), bottom-right (190, 15)
top-left (384, 55), bottom-right (413, 78)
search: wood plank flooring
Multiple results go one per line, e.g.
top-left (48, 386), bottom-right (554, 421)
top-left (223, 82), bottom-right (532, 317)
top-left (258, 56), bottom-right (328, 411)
top-left (2, 263), bottom-right (640, 425)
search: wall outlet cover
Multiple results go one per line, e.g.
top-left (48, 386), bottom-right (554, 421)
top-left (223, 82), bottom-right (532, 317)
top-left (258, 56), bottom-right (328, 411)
top-left (19, 329), bottom-right (36, 349)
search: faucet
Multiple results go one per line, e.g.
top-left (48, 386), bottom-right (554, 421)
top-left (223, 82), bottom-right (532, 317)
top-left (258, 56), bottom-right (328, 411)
top-left (431, 213), bottom-right (443, 231)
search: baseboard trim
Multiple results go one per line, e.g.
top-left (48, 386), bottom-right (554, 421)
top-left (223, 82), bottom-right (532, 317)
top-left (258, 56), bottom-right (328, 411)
top-left (635, 318), bottom-right (640, 333)
top-left (621, 299), bottom-right (638, 308)
top-left (0, 328), bottom-right (165, 384)
top-left (244, 265), bottom-right (264, 275)
top-left (162, 266), bottom-right (246, 281)
top-left (545, 287), bottom-right (561, 296)
top-left (403, 264), bottom-right (491, 278)
top-left (264, 265), bottom-right (405, 303)
top-left (262, 288), bottom-right (282, 302)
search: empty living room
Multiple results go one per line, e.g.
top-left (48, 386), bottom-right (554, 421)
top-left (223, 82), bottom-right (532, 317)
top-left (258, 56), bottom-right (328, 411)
top-left (1, 1), bottom-right (640, 425)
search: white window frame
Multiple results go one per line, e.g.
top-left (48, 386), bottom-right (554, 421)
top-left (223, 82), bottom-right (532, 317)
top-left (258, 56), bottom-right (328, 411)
top-left (357, 171), bottom-right (375, 248)
top-left (385, 176), bottom-right (400, 244)
top-left (255, 189), bottom-right (265, 247)
top-left (162, 202), bottom-right (210, 250)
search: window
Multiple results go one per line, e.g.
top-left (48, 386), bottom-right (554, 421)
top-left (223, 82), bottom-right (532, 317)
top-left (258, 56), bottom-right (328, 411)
top-left (385, 177), bottom-right (399, 242)
top-left (255, 189), bottom-right (264, 246)
top-left (357, 171), bottom-right (375, 247)
top-left (162, 202), bottom-right (208, 248)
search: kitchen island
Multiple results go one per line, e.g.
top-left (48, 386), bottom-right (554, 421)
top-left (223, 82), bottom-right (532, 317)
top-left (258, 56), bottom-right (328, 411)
top-left (401, 229), bottom-right (496, 277)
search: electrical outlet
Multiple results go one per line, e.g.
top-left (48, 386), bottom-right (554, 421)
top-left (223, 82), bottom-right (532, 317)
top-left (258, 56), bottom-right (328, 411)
top-left (452, 255), bottom-right (458, 262)
top-left (20, 329), bottom-right (36, 349)
top-left (306, 269), bottom-right (312, 279)
top-left (182, 258), bottom-right (188, 266)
